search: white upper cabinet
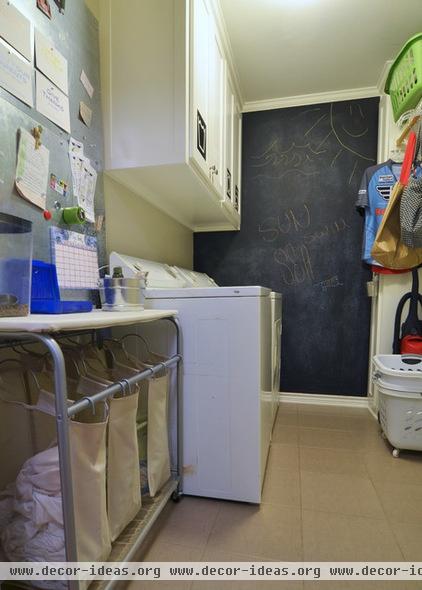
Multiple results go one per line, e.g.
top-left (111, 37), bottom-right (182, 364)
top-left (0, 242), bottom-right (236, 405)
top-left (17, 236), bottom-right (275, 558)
top-left (100, 0), bottom-right (241, 232)
top-left (223, 75), bottom-right (235, 210)
top-left (233, 98), bottom-right (242, 215)
top-left (207, 19), bottom-right (226, 198)
top-left (191, 0), bottom-right (211, 178)
top-left (222, 73), bottom-right (242, 215)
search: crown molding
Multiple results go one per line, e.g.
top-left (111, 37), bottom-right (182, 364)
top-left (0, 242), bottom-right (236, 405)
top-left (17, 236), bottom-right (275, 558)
top-left (377, 60), bottom-right (393, 94)
top-left (243, 86), bottom-right (381, 113)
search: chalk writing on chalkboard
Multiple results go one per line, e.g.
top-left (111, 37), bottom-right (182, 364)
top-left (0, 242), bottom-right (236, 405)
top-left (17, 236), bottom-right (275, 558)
top-left (314, 275), bottom-right (344, 292)
top-left (273, 242), bottom-right (314, 287)
top-left (250, 102), bottom-right (374, 183)
top-left (251, 141), bottom-right (324, 180)
top-left (302, 217), bottom-right (350, 245)
top-left (258, 203), bottom-right (311, 241)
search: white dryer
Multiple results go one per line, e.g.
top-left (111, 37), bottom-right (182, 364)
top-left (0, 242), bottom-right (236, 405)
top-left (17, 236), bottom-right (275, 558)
top-left (270, 292), bottom-right (282, 429)
top-left (110, 252), bottom-right (274, 503)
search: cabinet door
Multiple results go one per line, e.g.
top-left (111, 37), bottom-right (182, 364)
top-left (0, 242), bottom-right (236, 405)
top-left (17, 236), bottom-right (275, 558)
top-left (233, 99), bottom-right (242, 215)
top-left (223, 76), bottom-right (234, 206)
top-left (191, 0), bottom-right (211, 177)
top-left (208, 21), bottom-right (225, 197)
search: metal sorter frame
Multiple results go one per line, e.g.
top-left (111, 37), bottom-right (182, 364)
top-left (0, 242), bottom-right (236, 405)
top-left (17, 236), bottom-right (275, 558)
top-left (0, 315), bottom-right (182, 590)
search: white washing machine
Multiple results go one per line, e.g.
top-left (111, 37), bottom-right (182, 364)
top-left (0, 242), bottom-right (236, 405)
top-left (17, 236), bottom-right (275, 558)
top-left (110, 252), bottom-right (275, 503)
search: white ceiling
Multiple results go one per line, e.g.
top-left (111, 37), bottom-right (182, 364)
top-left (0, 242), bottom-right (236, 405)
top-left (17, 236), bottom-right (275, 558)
top-left (219, 0), bottom-right (422, 104)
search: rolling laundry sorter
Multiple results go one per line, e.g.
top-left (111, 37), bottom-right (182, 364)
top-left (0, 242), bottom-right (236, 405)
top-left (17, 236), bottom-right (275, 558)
top-left (0, 310), bottom-right (182, 590)
top-left (110, 253), bottom-right (275, 503)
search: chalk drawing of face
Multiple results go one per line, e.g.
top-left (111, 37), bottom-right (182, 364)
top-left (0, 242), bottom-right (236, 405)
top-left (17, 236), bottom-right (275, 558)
top-left (301, 102), bottom-right (375, 185)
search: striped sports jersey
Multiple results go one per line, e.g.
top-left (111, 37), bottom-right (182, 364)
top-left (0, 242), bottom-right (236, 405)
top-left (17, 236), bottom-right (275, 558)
top-left (356, 160), bottom-right (402, 266)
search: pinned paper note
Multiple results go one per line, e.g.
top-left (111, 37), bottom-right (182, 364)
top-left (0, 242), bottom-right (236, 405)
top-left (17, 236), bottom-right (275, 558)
top-left (15, 128), bottom-right (49, 210)
top-left (0, 40), bottom-right (33, 107)
top-left (80, 69), bottom-right (94, 98)
top-left (78, 160), bottom-right (97, 221)
top-left (79, 101), bottom-right (92, 127)
top-left (67, 138), bottom-right (96, 221)
top-left (36, 71), bottom-right (70, 133)
top-left (35, 30), bottom-right (68, 95)
top-left (37, 0), bottom-right (52, 20)
top-left (50, 173), bottom-right (68, 197)
top-left (0, 0), bottom-right (31, 61)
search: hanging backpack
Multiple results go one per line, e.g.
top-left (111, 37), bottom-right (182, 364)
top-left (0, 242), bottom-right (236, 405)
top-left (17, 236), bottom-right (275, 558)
top-left (392, 267), bottom-right (422, 354)
top-left (400, 123), bottom-right (422, 247)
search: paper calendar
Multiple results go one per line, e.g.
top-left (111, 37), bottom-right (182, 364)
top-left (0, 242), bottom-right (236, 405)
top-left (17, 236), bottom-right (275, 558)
top-left (50, 227), bottom-right (99, 289)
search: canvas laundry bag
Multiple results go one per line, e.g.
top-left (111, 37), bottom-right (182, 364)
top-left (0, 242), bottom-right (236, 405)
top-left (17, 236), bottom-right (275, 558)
top-left (76, 374), bottom-right (141, 541)
top-left (371, 181), bottom-right (422, 269)
top-left (102, 341), bottom-right (172, 496)
top-left (0, 387), bottom-right (111, 569)
top-left (147, 370), bottom-right (171, 496)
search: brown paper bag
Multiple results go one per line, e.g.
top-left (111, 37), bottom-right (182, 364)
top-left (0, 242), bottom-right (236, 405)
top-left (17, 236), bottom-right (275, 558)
top-left (371, 181), bottom-right (422, 269)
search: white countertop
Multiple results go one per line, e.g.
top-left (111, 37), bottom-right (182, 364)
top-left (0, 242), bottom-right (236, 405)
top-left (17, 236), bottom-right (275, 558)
top-left (0, 309), bottom-right (178, 333)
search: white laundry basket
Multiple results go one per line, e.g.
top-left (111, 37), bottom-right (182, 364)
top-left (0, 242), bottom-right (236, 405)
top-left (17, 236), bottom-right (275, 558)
top-left (373, 355), bottom-right (422, 456)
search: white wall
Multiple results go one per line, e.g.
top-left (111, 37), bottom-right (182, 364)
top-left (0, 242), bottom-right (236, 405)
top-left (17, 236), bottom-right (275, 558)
top-left (85, 0), bottom-right (99, 20)
top-left (369, 95), bottom-right (417, 411)
top-left (103, 175), bottom-right (193, 268)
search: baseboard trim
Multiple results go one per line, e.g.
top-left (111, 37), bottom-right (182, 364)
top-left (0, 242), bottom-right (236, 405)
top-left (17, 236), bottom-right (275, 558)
top-left (279, 392), bottom-right (369, 408)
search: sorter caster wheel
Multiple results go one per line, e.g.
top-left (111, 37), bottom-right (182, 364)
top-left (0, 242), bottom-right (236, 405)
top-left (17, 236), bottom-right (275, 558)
top-left (172, 491), bottom-right (182, 503)
top-left (392, 448), bottom-right (400, 458)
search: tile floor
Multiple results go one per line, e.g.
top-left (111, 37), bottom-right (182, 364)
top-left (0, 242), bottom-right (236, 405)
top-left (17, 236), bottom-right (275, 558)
top-left (125, 403), bottom-right (422, 590)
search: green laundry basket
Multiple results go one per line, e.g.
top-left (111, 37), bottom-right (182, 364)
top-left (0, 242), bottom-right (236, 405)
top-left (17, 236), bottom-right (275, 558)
top-left (385, 33), bottom-right (422, 122)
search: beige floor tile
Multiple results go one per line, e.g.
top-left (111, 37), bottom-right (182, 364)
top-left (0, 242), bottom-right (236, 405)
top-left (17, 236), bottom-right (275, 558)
top-left (304, 582), bottom-right (416, 590)
top-left (374, 480), bottom-right (422, 524)
top-left (276, 406), bottom-right (299, 426)
top-left (278, 403), bottom-right (300, 414)
top-left (364, 450), bottom-right (422, 484)
top-left (124, 541), bottom-right (201, 590)
top-left (191, 548), bottom-right (303, 589)
top-left (267, 443), bottom-right (300, 471)
top-left (301, 472), bottom-right (384, 518)
top-left (192, 580), bottom-right (303, 589)
top-left (146, 496), bottom-right (221, 550)
top-left (272, 424), bottom-right (299, 445)
top-left (298, 412), bottom-right (375, 432)
top-left (300, 447), bottom-right (367, 477)
top-left (261, 466), bottom-right (301, 507)
top-left (299, 427), bottom-right (362, 451)
top-left (302, 510), bottom-right (403, 561)
top-left (390, 521), bottom-right (422, 561)
top-left (276, 411), bottom-right (299, 426)
top-left (360, 429), bottom-right (394, 453)
top-left (207, 501), bottom-right (303, 561)
top-left (124, 585), bottom-right (192, 590)
top-left (298, 405), bottom-right (373, 419)
top-left (141, 539), bottom-right (203, 561)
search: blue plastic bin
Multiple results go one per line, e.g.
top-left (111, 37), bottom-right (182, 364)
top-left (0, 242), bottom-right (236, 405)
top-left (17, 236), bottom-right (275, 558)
top-left (31, 260), bottom-right (92, 314)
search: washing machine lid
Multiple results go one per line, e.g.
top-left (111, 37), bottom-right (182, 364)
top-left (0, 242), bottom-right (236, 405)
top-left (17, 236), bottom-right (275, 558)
top-left (270, 292), bottom-right (282, 299)
top-left (145, 286), bottom-right (271, 299)
top-left (171, 266), bottom-right (218, 287)
top-left (110, 252), bottom-right (270, 297)
top-left (109, 252), bottom-right (185, 288)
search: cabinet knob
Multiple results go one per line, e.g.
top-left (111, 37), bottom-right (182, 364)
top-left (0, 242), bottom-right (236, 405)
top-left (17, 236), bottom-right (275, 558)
top-left (209, 165), bottom-right (218, 176)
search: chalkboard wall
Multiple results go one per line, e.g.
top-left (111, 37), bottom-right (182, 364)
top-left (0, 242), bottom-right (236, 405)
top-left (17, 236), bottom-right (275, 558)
top-left (194, 98), bottom-right (379, 396)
